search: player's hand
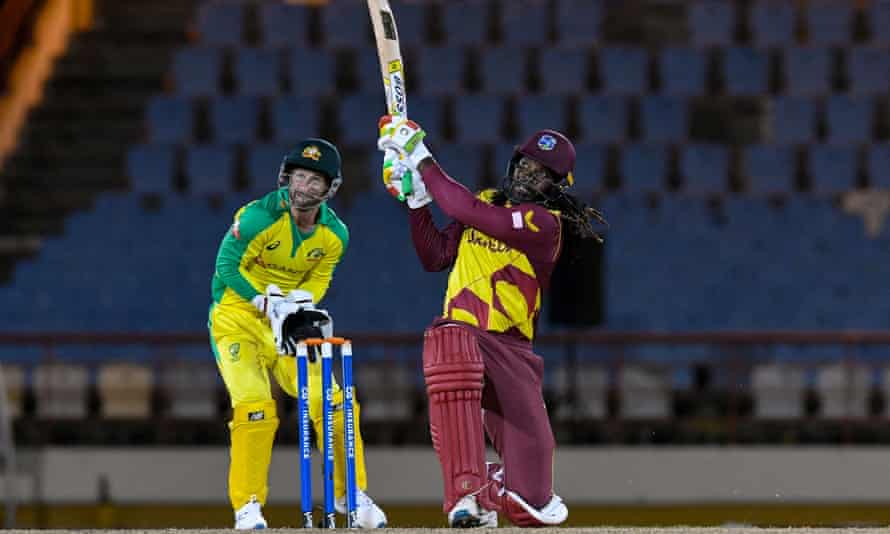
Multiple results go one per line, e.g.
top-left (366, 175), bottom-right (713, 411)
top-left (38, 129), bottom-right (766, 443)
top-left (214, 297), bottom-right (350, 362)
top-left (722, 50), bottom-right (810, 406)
top-left (378, 115), bottom-right (433, 169)
top-left (379, 116), bottom-right (433, 209)
top-left (251, 284), bottom-right (286, 316)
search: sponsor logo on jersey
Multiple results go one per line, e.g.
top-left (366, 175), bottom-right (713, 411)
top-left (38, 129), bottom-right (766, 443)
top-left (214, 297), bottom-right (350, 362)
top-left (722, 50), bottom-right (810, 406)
top-left (266, 240), bottom-right (281, 250)
top-left (302, 145), bottom-right (322, 161)
top-left (537, 134), bottom-right (557, 151)
top-left (307, 247), bottom-right (326, 261)
top-left (465, 228), bottom-right (512, 253)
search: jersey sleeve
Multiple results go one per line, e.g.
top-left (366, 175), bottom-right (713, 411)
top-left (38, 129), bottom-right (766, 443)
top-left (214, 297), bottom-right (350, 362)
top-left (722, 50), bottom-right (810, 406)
top-left (300, 223), bottom-right (348, 304)
top-left (421, 160), bottom-right (561, 262)
top-left (215, 203), bottom-right (276, 301)
top-left (408, 206), bottom-right (464, 272)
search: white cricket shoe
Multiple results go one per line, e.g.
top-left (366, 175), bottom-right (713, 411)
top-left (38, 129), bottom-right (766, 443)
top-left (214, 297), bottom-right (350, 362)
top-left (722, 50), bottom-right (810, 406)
top-left (448, 494), bottom-right (498, 528)
top-left (335, 488), bottom-right (388, 528)
top-left (234, 496), bottom-right (267, 530)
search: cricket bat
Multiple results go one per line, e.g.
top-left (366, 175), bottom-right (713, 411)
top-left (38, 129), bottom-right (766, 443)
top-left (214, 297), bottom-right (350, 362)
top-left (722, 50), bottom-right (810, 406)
top-left (366, 0), bottom-right (413, 199)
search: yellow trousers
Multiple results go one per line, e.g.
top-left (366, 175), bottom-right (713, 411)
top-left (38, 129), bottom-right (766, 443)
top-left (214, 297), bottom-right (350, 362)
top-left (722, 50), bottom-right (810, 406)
top-left (209, 304), bottom-right (368, 510)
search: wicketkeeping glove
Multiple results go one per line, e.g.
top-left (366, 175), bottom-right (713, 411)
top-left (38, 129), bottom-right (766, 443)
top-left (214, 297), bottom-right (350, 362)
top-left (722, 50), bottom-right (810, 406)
top-left (280, 308), bottom-right (334, 356)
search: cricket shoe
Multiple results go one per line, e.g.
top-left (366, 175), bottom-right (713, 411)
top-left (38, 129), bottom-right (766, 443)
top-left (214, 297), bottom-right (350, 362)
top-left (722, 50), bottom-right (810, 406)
top-left (234, 496), bottom-right (267, 530)
top-left (448, 494), bottom-right (498, 528)
top-left (335, 488), bottom-right (388, 528)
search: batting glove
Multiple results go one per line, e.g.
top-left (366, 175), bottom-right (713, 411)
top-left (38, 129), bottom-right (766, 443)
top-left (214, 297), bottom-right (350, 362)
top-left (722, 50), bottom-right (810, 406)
top-left (379, 116), bottom-right (433, 209)
top-left (382, 148), bottom-right (432, 209)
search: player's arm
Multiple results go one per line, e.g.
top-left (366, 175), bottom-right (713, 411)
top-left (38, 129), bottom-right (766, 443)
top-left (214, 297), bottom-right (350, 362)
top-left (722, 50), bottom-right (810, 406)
top-left (418, 159), bottom-right (560, 261)
top-left (215, 205), bottom-right (275, 301)
top-left (298, 228), bottom-right (347, 304)
top-left (408, 207), bottom-right (463, 272)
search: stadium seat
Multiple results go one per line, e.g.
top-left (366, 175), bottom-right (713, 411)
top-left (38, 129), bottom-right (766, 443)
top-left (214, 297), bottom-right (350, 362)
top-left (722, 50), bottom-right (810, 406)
top-left (750, 0), bottom-right (795, 46)
top-left (97, 362), bottom-right (154, 419)
top-left (751, 363), bottom-right (806, 419)
top-left (502, 0), bottom-right (549, 45)
top-left (480, 46), bottom-right (528, 94)
top-left (782, 47), bottom-right (830, 95)
top-left (321, 0), bottom-right (370, 48)
top-left (33, 363), bottom-right (90, 419)
top-left (435, 143), bottom-right (485, 190)
top-left (640, 95), bottom-right (688, 142)
top-left (689, 0), bottom-right (735, 45)
top-left (516, 95), bottom-right (568, 141)
top-left (680, 144), bottom-right (728, 193)
top-left (867, 144), bottom-right (890, 189)
top-left (416, 46), bottom-right (466, 95)
top-left (354, 47), bottom-right (387, 95)
top-left (0, 364), bottom-right (25, 419)
top-left (234, 48), bottom-right (281, 96)
top-left (743, 144), bottom-right (795, 193)
top-left (815, 363), bottom-right (870, 418)
top-left (599, 46), bottom-right (648, 95)
top-left (549, 362), bottom-right (608, 420)
top-left (196, 1), bottom-right (243, 46)
top-left (571, 143), bottom-right (607, 200)
top-left (620, 144), bottom-right (667, 192)
top-left (723, 46), bottom-right (769, 96)
top-left (825, 95), bottom-right (873, 144)
top-left (442, 0), bottom-right (488, 45)
top-left (209, 95), bottom-right (260, 144)
top-left (338, 93), bottom-right (382, 146)
top-left (388, 1), bottom-right (426, 47)
top-left (246, 144), bottom-right (289, 195)
top-left (808, 145), bottom-right (858, 193)
top-left (869, 0), bottom-right (890, 44)
top-left (556, 0), bottom-right (601, 45)
top-left (538, 46), bottom-right (590, 94)
top-left (408, 94), bottom-right (446, 140)
top-left (847, 47), bottom-right (890, 95)
top-left (127, 144), bottom-right (177, 195)
top-left (658, 46), bottom-right (706, 96)
top-left (146, 95), bottom-right (193, 143)
top-left (453, 94), bottom-right (504, 143)
top-left (355, 361), bottom-right (416, 422)
top-left (270, 95), bottom-right (320, 144)
top-left (159, 362), bottom-right (220, 418)
top-left (770, 96), bottom-right (816, 144)
top-left (259, 2), bottom-right (309, 47)
top-left (618, 365), bottom-right (671, 419)
top-left (287, 48), bottom-right (336, 96)
top-left (185, 145), bottom-right (236, 195)
top-left (805, 0), bottom-right (853, 45)
top-left (577, 95), bottom-right (628, 143)
top-left (171, 47), bottom-right (222, 97)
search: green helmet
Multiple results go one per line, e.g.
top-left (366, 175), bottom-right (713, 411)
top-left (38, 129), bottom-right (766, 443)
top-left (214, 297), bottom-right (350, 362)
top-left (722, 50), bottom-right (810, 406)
top-left (278, 138), bottom-right (343, 207)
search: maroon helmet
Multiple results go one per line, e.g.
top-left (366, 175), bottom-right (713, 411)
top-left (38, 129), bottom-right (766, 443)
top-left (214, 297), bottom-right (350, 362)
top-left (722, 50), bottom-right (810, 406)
top-left (502, 129), bottom-right (576, 204)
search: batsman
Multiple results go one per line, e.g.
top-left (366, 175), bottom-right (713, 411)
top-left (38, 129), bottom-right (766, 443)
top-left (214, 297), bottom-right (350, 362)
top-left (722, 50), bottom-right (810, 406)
top-left (208, 138), bottom-right (387, 529)
top-left (379, 117), bottom-right (606, 527)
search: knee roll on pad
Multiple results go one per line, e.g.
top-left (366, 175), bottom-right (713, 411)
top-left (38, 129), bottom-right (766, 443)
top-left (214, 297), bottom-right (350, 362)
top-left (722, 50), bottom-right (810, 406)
top-left (423, 325), bottom-right (486, 511)
top-left (503, 490), bottom-right (568, 527)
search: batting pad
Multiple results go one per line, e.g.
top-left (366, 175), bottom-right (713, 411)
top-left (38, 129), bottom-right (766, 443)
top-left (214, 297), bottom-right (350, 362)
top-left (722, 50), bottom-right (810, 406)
top-left (228, 400), bottom-right (279, 509)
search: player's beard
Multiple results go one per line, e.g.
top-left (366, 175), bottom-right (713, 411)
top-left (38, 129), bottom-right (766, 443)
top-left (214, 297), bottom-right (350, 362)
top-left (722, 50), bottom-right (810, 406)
top-left (502, 173), bottom-right (550, 204)
top-left (289, 187), bottom-right (326, 211)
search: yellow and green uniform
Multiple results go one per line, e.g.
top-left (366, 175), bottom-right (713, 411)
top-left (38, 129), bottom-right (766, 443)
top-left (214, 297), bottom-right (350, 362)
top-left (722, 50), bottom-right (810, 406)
top-left (208, 187), bottom-right (367, 511)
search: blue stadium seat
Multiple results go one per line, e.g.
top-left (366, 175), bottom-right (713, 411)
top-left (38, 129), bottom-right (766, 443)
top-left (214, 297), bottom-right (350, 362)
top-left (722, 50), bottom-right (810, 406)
top-left (389, 1), bottom-right (426, 47)
top-left (744, 145), bottom-right (795, 193)
top-left (287, 48), bottom-right (335, 97)
top-left (577, 95), bottom-right (628, 143)
top-left (750, 1), bottom-right (795, 46)
top-left (171, 47), bottom-right (222, 96)
top-left (442, 0), bottom-right (488, 45)
top-left (234, 48), bottom-right (280, 96)
top-left (259, 3), bottom-right (309, 47)
top-left (770, 96), bottom-right (816, 144)
top-left (556, 0), bottom-right (601, 45)
top-left (658, 47), bottom-right (706, 96)
top-left (480, 46), bottom-right (528, 94)
top-left (680, 144), bottom-right (728, 193)
top-left (516, 95), bottom-right (568, 141)
top-left (868, 144), bottom-right (890, 188)
top-left (271, 96), bottom-right (319, 144)
top-left (689, 0), bottom-right (735, 45)
top-left (805, 1), bottom-right (852, 45)
top-left (724, 47), bottom-right (769, 96)
top-left (355, 48), bottom-right (387, 95)
top-left (869, 0), bottom-right (890, 44)
top-left (435, 144), bottom-right (485, 190)
top-left (783, 47), bottom-right (830, 95)
top-left (246, 144), bottom-right (288, 195)
top-left (538, 47), bottom-right (589, 94)
top-left (599, 46), bottom-right (647, 95)
top-left (825, 95), bottom-right (873, 144)
top-left (321, 0), bottom-right (370, 48)
top-left (146, 95), bottom-right (193, 143)
top-left (620, 144), bottom-right (667, 192)
top-left (185, 145), bottom-right (236, 195)
top-left (127, 144), bottom-right (177, 195)
top-left (338, 93), bottom-right (381, 146)
top-left (847, 47), bottom-right (890, 95)
top-left (640, 96), bottom-right (688, 142)
top-left (408, 95), bottom-right (445, 140)
top-left (416, 46), bottom-right (466, 95)
top-left (808, 145), bottom-right (858, 193)
top-left (209, 96), bottom-right (260, 144)
top-left (571, 144), bottom-right (607, 200)
top-left (453, 94), bottom-right (504, 143)
top-left (196, 2), bottom-right (243, 46)
top-left (502, 0), bottom-right (549, 45)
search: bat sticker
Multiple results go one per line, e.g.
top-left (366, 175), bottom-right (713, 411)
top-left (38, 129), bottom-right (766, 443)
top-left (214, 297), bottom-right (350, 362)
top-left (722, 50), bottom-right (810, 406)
top-left (380, 10), bottom-right (397, 40)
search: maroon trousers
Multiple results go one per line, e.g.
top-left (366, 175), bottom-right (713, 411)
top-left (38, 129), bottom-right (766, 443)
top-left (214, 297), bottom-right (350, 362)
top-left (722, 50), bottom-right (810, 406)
top-left (424, 318), bottom-right (555, 510)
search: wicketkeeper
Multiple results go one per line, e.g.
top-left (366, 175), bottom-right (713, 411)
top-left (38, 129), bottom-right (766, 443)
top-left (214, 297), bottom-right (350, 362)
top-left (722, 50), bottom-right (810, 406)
top-left (379, 116), bottom-right (606, 527)
top-left (208, 138), bottom-right (386, 529)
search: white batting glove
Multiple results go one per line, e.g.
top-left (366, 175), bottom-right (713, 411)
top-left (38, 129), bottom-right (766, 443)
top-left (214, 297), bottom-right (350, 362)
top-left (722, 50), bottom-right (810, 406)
top-left (378, 115), bottom-right (433, 169)
top-left (382, 148), bottom-right (432, 209)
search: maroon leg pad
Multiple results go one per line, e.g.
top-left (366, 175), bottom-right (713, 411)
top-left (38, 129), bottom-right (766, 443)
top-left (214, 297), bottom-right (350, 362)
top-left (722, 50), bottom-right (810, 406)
top-left (423, 324), bottom-right (487, 513)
